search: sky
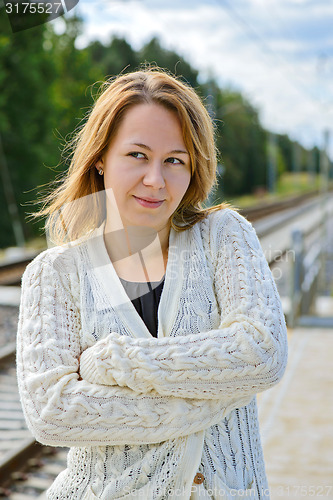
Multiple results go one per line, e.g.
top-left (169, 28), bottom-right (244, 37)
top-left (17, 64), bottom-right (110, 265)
top-left (57, 0), bottom-right (333, 157)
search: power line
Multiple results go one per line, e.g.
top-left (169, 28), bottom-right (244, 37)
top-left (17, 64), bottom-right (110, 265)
top-left (214, 0), bottom-right (330, 113)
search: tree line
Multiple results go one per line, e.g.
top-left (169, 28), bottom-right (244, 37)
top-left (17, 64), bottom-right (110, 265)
top-left (0, 11), bottom-right (321, 247)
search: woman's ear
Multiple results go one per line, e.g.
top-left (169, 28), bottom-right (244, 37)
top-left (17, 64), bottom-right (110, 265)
top-left (95, 158), bottom-right (104, 175)
top-left (95, 158), bottom-right (103, 171)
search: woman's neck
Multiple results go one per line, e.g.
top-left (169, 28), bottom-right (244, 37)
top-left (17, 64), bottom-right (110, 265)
top-left (103, 220), bottom-right (170, 282)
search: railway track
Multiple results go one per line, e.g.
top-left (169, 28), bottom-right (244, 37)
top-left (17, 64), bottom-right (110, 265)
top-left (0, 343), bottom-right (68, 499)
top-left (0, 255), bottom-right (41, 287)
top-left (237, 189), bottom-right (322, 221)
top-left (0, 188), bottom-right (329, 498)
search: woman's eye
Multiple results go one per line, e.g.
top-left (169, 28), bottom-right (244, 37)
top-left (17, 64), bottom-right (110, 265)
top-left (129, 152), bottom-right (146, 159)
top-left (166, 157), bottom-right (184, 165)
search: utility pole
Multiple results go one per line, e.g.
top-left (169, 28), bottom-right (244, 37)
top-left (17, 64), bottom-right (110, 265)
top-left (292, 141), bottom-right (300, 190)
top-left (320, 129), bottom-right (330, 195)
top-left (318, 129), bottom-right (330, 295)
top-left (267, 132), bottom-right (277, 194)
top-left (0, 133), bottom-right (25, 248)
top-left (307, 147), bottom-right (316, 186)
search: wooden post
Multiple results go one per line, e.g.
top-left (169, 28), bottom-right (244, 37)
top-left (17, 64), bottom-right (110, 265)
top-left (288, 229), bottom-right (304, 328)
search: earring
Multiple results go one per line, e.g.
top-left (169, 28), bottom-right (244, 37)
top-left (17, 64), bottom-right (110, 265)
top-left (98, 168), bottom-right (104, 175)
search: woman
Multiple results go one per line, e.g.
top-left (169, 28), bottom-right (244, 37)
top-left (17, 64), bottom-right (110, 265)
top-left (17, 68), bottom-right (288, 499)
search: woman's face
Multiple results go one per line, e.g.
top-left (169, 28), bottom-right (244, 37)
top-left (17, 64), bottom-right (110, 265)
top-left (96, 103), bottom-right (191, 234)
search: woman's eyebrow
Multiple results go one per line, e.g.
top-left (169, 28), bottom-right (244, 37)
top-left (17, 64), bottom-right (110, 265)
top-left (129, 142), bottom-right (189, 155)
top-left (170, 149), bottom-right (190, 155)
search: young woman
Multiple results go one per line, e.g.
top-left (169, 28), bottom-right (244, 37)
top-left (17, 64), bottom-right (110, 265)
top-left (17, 68), bottom-right (288, 499)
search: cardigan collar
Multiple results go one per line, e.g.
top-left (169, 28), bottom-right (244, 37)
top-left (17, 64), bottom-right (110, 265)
top-left (85, 219), bottom-right (189, 340)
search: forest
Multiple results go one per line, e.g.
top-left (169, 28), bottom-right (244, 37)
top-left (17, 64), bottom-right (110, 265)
top-left (0, 11), bottom-right (321, 247)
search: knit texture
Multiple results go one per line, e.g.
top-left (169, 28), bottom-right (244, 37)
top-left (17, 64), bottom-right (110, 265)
top-left (16, 208), bottom-right (288, 499)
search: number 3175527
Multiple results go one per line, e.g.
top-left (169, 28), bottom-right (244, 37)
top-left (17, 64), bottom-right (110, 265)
top-left (5, 3), bottom-right (62, 14)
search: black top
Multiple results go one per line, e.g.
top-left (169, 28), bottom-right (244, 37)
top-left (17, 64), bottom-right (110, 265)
top-left (119, 276), bottom-right (165, 338)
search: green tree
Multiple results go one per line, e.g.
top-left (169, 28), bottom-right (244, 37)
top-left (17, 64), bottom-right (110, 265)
top-left (87, 36), bottom-right (139, 77)
top-left (208, 85), bottom-right (267, 197)
top-left (0, 8), bottom-right (57, 246)
top-left (139, 37), bottom-right (199, 88)
top-left (46, 15), bottom-right (103, 143)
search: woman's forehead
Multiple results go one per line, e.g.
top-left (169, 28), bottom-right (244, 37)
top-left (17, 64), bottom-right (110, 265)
top-left (109, 103), bottom-right (187, 149)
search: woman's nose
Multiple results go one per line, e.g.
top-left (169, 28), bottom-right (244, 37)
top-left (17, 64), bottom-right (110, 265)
top-left (142, 160), bottom-right (166, 189)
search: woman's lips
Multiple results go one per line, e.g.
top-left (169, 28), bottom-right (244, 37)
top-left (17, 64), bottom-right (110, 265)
top-left (134, 196), bottom-right (164, 208)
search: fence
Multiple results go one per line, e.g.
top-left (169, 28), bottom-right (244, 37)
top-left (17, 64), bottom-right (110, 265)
top-left (288, 212), bottom-right (333, 328)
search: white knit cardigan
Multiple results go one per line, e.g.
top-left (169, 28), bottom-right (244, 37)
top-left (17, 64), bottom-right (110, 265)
top-left (16, 208), bottom-right (288, 500)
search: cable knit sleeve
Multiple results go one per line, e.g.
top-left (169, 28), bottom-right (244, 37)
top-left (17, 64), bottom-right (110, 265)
top-left (16, 250), bottom-right (251, 448)
top-left (79, 210), bottom-right (288, 400)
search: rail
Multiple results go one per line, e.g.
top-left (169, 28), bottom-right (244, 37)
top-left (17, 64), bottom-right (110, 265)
top-left (238, 189), bottom-right (322, 221)
top-left (0, 343), bottom-right (66, 498)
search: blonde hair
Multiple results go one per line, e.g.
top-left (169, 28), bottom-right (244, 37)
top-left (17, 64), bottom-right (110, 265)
top-left (30, 67), bottom-right (233, 245)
